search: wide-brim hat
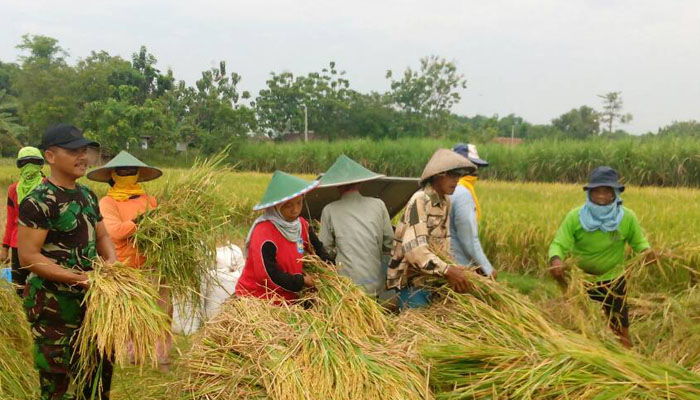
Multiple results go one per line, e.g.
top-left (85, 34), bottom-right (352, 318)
top-left (453, 143), bottom-right (488, 167)
top-left (86, 150), bottom-right (163, 183)
top-left (420, 148), bottom-right (476, 184)
top-left (583, 166), bottom-right (625, 192)
top-left (254, 171), bottom-right (320, 211)
top-left (318, 154), bottom-right (384, 188)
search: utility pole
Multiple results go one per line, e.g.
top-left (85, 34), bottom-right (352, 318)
top-left (302, 104), bottom-right (308, 142)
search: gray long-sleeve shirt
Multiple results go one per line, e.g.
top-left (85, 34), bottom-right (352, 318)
top-left (319, 191), bottom-right (394, 296)
top-left (449, 185), bottom-right (494, 276)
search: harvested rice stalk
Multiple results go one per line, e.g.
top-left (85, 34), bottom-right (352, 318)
top-left (177, 259), bottom-right (432, 400)
top-left (74, 261), bottom-right (171, 395)
top-left (0, 282), bottom-right (37, 399)
top-left (399, 274), bottom-right (700, 399)
top-left (631, 286), bottom-right (700, 370)
top-left (134, 151), bottom-right (236, 308)
top-left (301, 256), bottom-right (389, 339)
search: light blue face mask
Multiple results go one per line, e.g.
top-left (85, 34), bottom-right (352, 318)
top-left (579, 189), bottom-right (624, 232)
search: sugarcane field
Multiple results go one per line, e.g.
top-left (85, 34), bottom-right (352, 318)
top-left (0, 147), bottom-right (698, 399)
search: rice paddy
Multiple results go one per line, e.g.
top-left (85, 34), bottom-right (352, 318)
top-left (0, 161), bottom-right (698, 399)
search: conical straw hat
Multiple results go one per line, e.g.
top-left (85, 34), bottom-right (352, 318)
top-left (254, 171), bottom-right (320, 211)
top-left (87, 151), bottom-right (163, 183)
top-left (420, 148), bottom-right (476, 184)
top-left (319, 154), bottom-right (384, 188)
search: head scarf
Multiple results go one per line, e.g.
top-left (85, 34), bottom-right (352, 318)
top-left (107, 170), bottom-right (145, 201)
top-left (579, 189), bottom-right (624, 232)
top-left (458, 175), bottom-right (481, 221)
top-left (16, 147), bottom-right (45, 204)
top-left (244, 200), bottom-right (303, 257)
top-left (17, 164), bottom-right (44, 203)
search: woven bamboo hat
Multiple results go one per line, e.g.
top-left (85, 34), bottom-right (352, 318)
top-left (420, 148), bottom-right (476, 184)
top-left (254, 171), bottom-right (319, 211)
top-left (87, 151), bottom-right (162, 183)
top-left (319, 155), bottom-right (384, 187)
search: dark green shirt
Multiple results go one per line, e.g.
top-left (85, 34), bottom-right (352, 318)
top-left (19, 179), bottom-right (103, 276)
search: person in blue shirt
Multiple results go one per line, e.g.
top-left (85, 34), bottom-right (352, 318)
top-left (449, 143), bottom-right (496, 278)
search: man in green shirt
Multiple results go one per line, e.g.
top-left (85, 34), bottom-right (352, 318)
top-left (549, 166), bottom-right (651, 348)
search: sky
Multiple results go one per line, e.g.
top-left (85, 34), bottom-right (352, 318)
top-left (1, 0), bottom-right (699, 134)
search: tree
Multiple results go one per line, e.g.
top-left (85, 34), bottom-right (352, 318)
top-left (386, 56), bottom-right (467, 135)
top-left (657, 120), bottom-right (700, 137)
top-left (598, 92), bottom-right (632, 133)
top-left (552, 106), bottom-right (600, 139)
top-left (255, 62), bottom-right (354, 140)
top-left (13, 35), bottom-right (78, 144)
top-left (80, 86), bottom-right (176, 155)
top-left (0, 89), bottom-right (26, 148)
top-left (0, 61), bottom-right (20, 94)
top-left (16, 34), bottom-right (68, 66)
top-left (181, 61), bottom-right (256, 152)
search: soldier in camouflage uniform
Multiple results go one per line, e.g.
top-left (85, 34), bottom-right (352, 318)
top-left (387, 148), bottom-right (476, 310)
top-left (18, 124), bottom-right (118, 400)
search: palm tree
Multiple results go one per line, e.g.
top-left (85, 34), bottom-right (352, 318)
top-left (0, 89), bottom-right (26, 147)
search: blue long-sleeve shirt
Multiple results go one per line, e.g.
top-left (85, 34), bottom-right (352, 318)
top-left (449, 185), bottom-right (494, 276)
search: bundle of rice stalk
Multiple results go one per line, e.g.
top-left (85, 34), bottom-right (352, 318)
top-left (301, 256), bottom-right (389, 339)
top-left (133, 151), bottom-right (237, 307)
top-left (631, 286), bottom-right (700, 370)
top-left (399, 273), bottom-right (700, 399)
top-left (74, 261), bottom-right (171, 395)
top-left (0, 282), bottom-right (37, 399)
top-left (539, 268), bottom-right (613, 341)
top-left (177, 257), bottom-right (432, 400)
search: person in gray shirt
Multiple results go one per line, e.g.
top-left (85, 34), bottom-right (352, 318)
top-left (318, 156), bottom-right (394, 297)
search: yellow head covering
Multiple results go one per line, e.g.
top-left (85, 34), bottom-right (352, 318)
top-left (107, 170), bottom-right (145, 202)
top-left (459, 175), bottom-right (481, 221)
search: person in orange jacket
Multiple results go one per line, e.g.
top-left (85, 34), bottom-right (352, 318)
top-left (87, 150), bottom-right (172, 368)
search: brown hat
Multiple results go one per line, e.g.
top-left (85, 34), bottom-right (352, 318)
top-left (420, 148), bottom-right (476, 184)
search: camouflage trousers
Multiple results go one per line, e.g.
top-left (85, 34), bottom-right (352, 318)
top-left (24, 276), bottom-right (113, 400)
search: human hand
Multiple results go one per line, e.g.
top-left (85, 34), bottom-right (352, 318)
top-left (641, 249), bottom-right (660, 266)
top-left (75, 274), bottom-right (90, 289)
top-left (549, 257), bottom-right (568, 289)
top-left (445, 265), bottom-right (472, 293)
top-left (303, 274), bottom-right (316, 288)
top-left (0, 247), bottom-right (9, 263)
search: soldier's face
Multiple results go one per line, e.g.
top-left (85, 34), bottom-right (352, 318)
top-left (44, 146), bottom-right (95, 179)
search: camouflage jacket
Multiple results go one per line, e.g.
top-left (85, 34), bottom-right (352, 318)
top-left (387, 184), bottom-right (452, 290)
top-left (18, 179), bottom-right (103, 292)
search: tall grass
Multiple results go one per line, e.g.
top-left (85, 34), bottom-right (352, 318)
top-left (230, 136), bottom-right (700, 187)
top-left (0, 282), bottom-right (37, 399)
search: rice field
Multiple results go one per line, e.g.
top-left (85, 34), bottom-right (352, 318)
top-left (0, 160), bottom-right (698, 398)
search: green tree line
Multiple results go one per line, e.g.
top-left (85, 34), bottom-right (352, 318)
top-left (1, 34), bottom-right (698, 157)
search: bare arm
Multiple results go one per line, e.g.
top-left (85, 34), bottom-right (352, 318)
top-left (17, 225), bottom-right (89, 288)
top-left (95, 221), bottom-right (118, 264)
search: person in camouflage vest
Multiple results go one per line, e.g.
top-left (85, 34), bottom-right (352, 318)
top-left (18, 124), bottom-right (118, 400)
top-left (387, 148), bottom-right (476, 310)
